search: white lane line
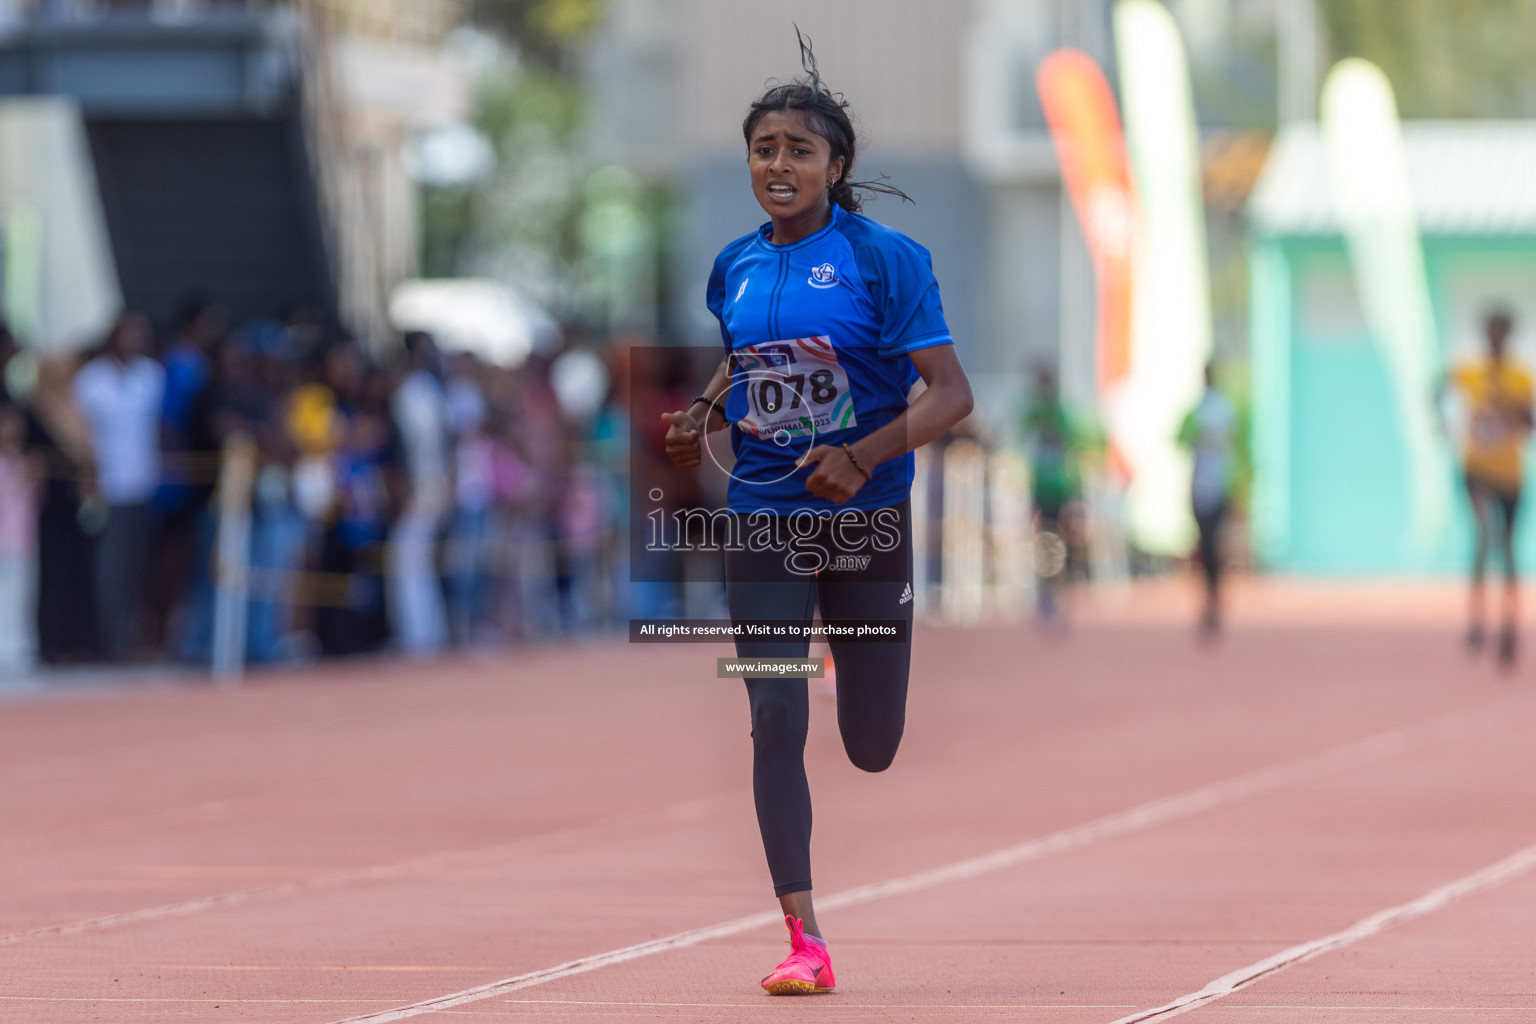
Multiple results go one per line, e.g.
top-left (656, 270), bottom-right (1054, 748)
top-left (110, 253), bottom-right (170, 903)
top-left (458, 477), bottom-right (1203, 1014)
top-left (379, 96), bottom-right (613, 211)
top-left (499, 999), bottom-right (1140, 1009)
top-left (0, 800), bottom-right (720, 948)
top-left (10, 699), bottom-right (1507, 955)
top-left (328, 705), bottom-right (1503, 1024)
top-left (1108, 841), bottom-right (1536, 1024)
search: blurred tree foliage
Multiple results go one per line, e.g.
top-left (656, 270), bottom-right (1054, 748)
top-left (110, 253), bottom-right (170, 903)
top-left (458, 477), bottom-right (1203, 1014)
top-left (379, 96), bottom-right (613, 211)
top-left (421, 0), bottom-right (610, 323)
top-left (469, 0), bottom-right (604, 68)
top-left (1318, 0), bottom-right (1536, 117)
top-left (420, 66), bottom-right (588, 313)
top-left (424, 0), bottom-right (665, 334)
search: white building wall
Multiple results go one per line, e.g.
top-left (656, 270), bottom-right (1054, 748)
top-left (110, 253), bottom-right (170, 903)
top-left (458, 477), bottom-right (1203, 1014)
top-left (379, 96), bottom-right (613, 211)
top-left (673, 0), bottom-right (974, 159)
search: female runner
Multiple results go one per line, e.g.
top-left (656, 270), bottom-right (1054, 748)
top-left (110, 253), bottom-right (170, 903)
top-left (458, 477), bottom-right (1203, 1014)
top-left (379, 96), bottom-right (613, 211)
top-left (663, 38), bottom-right (973, 995)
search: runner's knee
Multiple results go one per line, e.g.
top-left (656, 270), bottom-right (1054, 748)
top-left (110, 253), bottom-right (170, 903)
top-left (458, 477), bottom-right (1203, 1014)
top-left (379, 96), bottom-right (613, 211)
top-left (749, 686), bottom-right (807, 756)
top-left (843, 723), bottom-right (903, 773)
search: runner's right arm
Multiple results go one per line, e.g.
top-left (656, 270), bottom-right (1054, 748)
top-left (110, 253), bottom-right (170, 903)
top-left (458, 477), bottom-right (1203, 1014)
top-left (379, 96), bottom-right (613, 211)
top-left (662, 356), bottom-right (732, 469)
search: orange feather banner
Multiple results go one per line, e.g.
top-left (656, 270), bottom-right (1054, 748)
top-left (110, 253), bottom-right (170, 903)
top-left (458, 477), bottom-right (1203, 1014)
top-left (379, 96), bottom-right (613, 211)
top-left (1036, 49), bottom-right (1136, 396)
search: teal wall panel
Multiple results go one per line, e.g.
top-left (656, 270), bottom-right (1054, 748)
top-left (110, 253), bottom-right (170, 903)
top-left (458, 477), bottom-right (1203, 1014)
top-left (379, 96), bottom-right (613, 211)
top-left (1253, 231), bottom-right (1536, 574)
top-left (1287, 341), bottom-right (1414, 571)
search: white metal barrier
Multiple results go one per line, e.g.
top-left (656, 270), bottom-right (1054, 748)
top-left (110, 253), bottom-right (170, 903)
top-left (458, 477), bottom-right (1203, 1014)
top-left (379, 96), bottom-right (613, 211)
top-left (917, 440), bottom-right (1120, 627)
top-left (987, 450), bottom-right (1034, 619)
top-left (941, 440), bottom-right (987, 622)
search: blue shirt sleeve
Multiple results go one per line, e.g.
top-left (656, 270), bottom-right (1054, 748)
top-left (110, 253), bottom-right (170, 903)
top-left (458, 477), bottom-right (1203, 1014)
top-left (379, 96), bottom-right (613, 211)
top-left (856, 232), bottom-right (953, 359)
top-left (706, 238), bottom-right (750, 351)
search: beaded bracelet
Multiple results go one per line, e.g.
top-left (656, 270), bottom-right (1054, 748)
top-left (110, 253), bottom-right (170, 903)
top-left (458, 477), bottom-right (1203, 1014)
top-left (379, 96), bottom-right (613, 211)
top-left (690, 395), bottom-right (724, 429)
top-left (841, 443), bottom-right (872, 482)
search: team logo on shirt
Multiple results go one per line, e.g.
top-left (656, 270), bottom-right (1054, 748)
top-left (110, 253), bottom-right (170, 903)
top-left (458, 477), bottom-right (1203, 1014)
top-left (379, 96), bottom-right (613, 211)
top-left (808, 262), bottom-right (839, 289)
top-left (751, 342), bottom-right (798, 367)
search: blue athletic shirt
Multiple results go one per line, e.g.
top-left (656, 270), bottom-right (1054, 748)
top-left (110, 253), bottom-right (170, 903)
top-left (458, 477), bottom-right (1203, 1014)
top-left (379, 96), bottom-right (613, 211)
top-left (706, 203), bottom-right (954, 514)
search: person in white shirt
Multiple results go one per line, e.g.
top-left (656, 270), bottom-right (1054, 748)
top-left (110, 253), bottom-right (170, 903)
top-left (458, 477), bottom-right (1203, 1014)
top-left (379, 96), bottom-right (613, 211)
top-left (388, 331), bottom-right (451, 655)
top-left (1180, 363), bottom-right (1238, 639)
top-left (72, 312), bottom-right (165, 658)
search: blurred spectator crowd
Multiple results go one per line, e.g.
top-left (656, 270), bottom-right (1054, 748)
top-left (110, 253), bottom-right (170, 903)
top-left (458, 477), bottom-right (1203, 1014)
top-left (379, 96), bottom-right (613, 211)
top-left (0, 297), bottom-right (629, 675)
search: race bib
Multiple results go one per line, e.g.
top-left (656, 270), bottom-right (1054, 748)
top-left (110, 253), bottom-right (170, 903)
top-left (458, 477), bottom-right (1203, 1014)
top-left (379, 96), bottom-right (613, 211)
top-left (733, 336), bottom-right (858, 441)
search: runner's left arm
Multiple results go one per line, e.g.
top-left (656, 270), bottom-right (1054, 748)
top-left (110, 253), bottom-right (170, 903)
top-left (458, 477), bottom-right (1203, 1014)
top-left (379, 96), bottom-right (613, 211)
top-left (801, 345), bottom-right (973, 504)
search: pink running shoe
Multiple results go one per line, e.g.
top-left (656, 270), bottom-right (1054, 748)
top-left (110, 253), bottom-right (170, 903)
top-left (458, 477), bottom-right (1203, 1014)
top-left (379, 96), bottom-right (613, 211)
top-left (761, 915), bottom-right (835, 995)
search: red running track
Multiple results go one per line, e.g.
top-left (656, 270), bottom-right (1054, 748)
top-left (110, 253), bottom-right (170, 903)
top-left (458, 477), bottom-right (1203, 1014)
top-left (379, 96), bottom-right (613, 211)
top-left (1, 579), bottom-right (1533, 1022)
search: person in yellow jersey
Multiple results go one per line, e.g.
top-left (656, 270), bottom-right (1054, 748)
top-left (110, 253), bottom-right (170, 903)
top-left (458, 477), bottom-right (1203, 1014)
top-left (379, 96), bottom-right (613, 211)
top-left (1446, 310), bottom-right (1534, 666)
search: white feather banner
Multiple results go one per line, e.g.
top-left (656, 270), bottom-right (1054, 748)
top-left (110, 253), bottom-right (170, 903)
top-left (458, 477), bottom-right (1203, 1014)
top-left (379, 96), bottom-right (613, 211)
top-left (1321, 59), bottom-right (1451, 550)
top-left (1113, 0), bottom-right (1214, 554)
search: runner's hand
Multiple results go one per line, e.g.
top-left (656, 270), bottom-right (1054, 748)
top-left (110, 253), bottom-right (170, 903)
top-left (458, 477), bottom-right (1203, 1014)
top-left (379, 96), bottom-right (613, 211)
top-left (662, 411), bottom-right (703, 468)
top-left (800, 445), bottom-right (867, 504)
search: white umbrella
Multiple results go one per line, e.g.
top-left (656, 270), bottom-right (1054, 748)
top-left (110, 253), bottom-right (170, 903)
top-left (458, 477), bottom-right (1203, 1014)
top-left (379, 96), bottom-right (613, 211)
top-left (387, 278), bottom-right (558, 367)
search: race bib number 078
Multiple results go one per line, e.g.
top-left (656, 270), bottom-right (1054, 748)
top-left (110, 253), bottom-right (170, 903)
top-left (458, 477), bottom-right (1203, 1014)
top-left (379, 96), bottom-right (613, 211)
top-left (733, 336), bottom-right (858, 441)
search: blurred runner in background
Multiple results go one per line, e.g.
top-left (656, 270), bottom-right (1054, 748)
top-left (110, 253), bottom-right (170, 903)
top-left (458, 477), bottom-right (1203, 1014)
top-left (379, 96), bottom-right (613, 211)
top-left (1179, 364), bottom-right (1237, 640)
top-left (1021, 365), bottom-right (1081, 626)
top-left (1445, 310), bottom-right (1533, 668)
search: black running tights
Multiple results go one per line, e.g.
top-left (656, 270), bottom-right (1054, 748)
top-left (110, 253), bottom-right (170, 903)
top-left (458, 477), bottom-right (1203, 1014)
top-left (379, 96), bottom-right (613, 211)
top-left (723, 505), bottom-right (914, 896)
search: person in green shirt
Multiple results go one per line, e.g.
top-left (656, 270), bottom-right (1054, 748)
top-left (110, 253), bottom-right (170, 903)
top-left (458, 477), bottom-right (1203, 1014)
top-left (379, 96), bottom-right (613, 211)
top-left (1021, 366), bottom-right (1082, 624)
